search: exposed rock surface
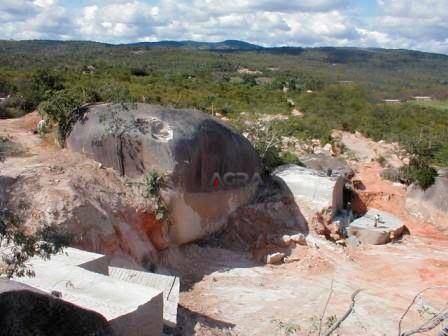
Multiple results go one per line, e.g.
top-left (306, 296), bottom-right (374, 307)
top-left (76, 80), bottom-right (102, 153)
top-left (300, 153), bottom-right (354, 178)
top-left (66, 103), bottom-right (262, 245)
top-left (406, 168), bottom-right (448, 233)
top-left (332, 130), bottom-right (406, 167)
top-left (0, 107), bottom-right (263, 265)
top-left (0, 279), bottom-right (114, 336)
top-left (265, 252), bottom-right (285, 264)
top-left (202, 177), bottom-right (308, 253)
top-left (66, 103), bottom-right (261, 187)
top-left (273, 165), bottom-right (345, 219)
top-left (348, 208), bottom-right (405, 245)
top-left (13, 248), bottom-right (165, 336)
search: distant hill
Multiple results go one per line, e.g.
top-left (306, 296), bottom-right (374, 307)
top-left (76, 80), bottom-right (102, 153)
top-left (1, 39), bottom-right (448, 100)
top-left (1, 39), bottom-right (447, 60)
top-left (126, 39), bottom-right (263, 51)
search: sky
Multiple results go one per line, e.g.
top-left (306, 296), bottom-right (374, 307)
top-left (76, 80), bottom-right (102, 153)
top-left (1, 0), bottom-right (448, 54)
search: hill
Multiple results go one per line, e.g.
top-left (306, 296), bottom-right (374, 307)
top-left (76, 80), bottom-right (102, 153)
top-left (1, 39), bottom-right (447, 98)
top-left (1, 39), bottom-right (448, 167)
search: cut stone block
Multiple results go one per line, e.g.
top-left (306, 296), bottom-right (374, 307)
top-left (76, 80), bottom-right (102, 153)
top-left (0, 279), bottom-right (114, 336)
top-left (348, 208), bottom-right (405, 245)
top-left (46, 247), bottom-right (110, 275)
top-left (109, 266), bottom-right (180, 328)
top-left (273, 165), bottom-right (345, 218)
top-left (14, 248), bottom-right (164, 336)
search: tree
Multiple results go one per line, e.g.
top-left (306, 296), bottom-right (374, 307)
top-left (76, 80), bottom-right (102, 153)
top-left (0, 208), bottom-right (72, 278)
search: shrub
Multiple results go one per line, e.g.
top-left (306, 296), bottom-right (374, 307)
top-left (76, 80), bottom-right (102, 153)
top-left (398, 140), bottom-right (438, 189)
top-left (38, 90), bottom-right (81, 125)
top-left (38, 90), bottom-right (83, 144)
top-left (144, 171), bottom-right (168, 221)
top-left (16, 70), bottom-right (65, 112)
top-left (279, 151), bottom-right (304, 167)
top-left (400, 159), bottom-right (437, 190)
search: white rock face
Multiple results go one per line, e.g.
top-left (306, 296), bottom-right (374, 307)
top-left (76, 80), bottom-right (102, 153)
top-left (14, 248), bottom-right (171, 336)
top-left (273, 165), bottom-right (345, 219)
top-left (109, 266), bottom-right (179, 327)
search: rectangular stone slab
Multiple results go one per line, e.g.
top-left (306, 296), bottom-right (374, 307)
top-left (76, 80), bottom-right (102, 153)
top-left (109, 266), bottom-right (179, 327)
top-left (14, 249), bottom-right (164, 336)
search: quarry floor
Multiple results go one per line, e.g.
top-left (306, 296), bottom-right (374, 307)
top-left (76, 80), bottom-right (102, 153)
top-left (1, 114), bottom-right (448, 336)
top-left (174, 166), bottom-right (448, 335)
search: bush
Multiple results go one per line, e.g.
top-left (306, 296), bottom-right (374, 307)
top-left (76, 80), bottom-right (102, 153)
top-left (398, 140), bottom-right (439, 189)
top-left (38, 90), bottom-right (83, 144)
top-left (16, 70), bottom-right (65, 112)
top-left (400, 159), bottom-right (437, 190)
top-left (31, 69), bottom-right (64, 93)
top-left (144, 171), bottom-right (168, 221)
top-left (38, 90), bottom-right (81, 125)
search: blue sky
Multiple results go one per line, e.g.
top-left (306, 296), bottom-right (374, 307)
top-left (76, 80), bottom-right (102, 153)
top-left (1, 0), bottom-right (447, 54)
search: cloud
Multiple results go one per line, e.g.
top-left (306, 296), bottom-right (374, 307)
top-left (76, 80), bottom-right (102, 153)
top-left (0, 0), bottom-right (73, 39)
top-left (369, 0), bottom-right (448, 53)
top-left (0, 0), bottom-right (447, 54)
top-left (76, 2), bottom-right (162, 40)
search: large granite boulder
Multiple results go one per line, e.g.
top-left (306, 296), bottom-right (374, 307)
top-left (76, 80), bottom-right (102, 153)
top-left (66, 103), bottom-right (262, 245)
top-left (0, 279), bottom-right (113, 336)
top-left (406, 168), bottom-right (448, 233)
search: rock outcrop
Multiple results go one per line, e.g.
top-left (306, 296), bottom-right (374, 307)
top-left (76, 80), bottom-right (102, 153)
top-left (0, 279), bottom-right (113, 336)
top-left (300, 153), bottom-right (354, 178)
top-left (406, 169), bottom-right (448, 233)
top-left (211, 177), bottom-right (309, 252)
top-left (66, 103), bottom-right (262, 245)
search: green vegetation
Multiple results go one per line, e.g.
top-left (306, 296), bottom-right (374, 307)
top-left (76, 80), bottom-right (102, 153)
top-left (0, 208), bottom-right (72, 278)
top-left (411, 99), bottom-right (448, 111)
top-left (399, 141), bottom-right (439, 189)
top-left (1, 40), bottom-right (447, 175)
top-left (144, 171), bottom-right (168, 221)
top-left (380, 141), bottom-right (439, 189)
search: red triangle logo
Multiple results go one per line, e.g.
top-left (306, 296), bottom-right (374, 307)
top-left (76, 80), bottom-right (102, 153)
top-left (213, 177), bottom-right (220, 189)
